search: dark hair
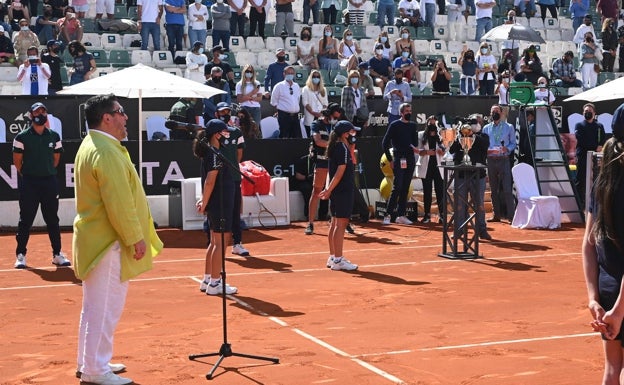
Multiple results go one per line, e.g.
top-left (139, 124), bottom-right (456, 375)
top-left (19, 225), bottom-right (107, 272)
top-left (192, 130), bottom-right (211, 158)
top-left (68, 40), bottom-right (86, 57)
top-left (84, 94), bottom-right (118, 128)
top-left (237, 108), bottom-right (261, 139)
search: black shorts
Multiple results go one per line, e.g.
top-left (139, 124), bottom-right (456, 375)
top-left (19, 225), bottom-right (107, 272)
top-left (599, 265), bottom-right (624, 343)
top-left (206, 188), bottom-right (235, 233)
top-left (329, 188), bottom-right (354, 219)
top-left (315, 158), bottom-right (328, 169)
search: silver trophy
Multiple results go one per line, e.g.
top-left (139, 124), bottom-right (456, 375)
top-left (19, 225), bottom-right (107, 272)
top-left (458, 124), bottom-right (475, 165)
top-left (438, 126), bottom-right (457, 164)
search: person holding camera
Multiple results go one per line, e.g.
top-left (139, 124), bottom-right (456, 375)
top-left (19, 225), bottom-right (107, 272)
top-left (17, 46), bottom-right (51, 95)
top-left (384, 67), bottom-right (412, 124)
top-left (430, 58), bottom-right (451, 95)
top-left (57, 7), bottom-right (83, 47)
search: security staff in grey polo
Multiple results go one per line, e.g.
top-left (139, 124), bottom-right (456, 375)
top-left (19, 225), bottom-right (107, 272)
top-left (12, 102), bottom-right (70, 269)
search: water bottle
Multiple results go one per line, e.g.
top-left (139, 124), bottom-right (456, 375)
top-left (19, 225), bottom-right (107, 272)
top-left (247, 212), bottom-right (253, 228)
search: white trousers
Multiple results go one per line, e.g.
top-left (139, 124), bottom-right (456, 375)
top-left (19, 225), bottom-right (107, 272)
top-left (580, 63), bottom-right (597, 90)
top-left (448, 21), bottom-right (463, 42)
top-left (77, 242), bottom-right (129, 376)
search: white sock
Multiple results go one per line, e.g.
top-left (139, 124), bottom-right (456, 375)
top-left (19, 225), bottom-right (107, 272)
top-left (209, 278), bottom-right (221, 286)
top-left (334, 256), bottom-right (343, 263)
top-left (203, 274), bottom-right (210, 283)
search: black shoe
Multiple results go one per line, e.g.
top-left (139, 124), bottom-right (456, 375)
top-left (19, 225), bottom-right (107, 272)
top-left (480, 231), bottom-right (493, 241)
top-left (304, 223), bottom-right (314, 235)
top-left (420, 215), bottom-right (431, 224)
top-left (487, 216), bottom-right (501, 222)
top-left (346, 224), bottom-right (355, 234)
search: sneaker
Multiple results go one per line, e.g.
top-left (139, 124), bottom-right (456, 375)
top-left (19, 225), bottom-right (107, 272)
top-left (80, 371), bottom-right (133, 385)
top-left (206, 281), bottom-right (238, 296)
top-left (326, 255), bottom-right (335, 268)
top-left (14, 253), bottom-right (26, 269)
top-left (395, 216), bottom-right (413, 225)
top-left (52, 252), bottom-right (71, 267)
top-left (420, 215), bottom-right (431, 224)
top-left (76, 363), bottom-right (126, 378)
top-left (304, 222), bottom-right (314, 235)
top-left (382, 215), bottom-right (391, 225)
top-left (232, 243), bottom-right (250, 256)
top-left (199, 280), bottom-right (209, 292)
top-left (480, 231), bottom-right (493, 241)
top-left (487, 216), bottom-right (501, 222)
top-left (330, 257), bottom-right (358, 271)
top-left (346, 224), bottom-right (355, 234)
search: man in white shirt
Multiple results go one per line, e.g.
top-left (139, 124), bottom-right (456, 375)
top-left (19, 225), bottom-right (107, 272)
top-left (398, 0), bottom-right (421, 26)
top-left (474, 0), bottom-right (495, 41)
top-left (17, 46), bottom-right (51, 95)
top-left (137, 0), bottom-right (164, 51)
top-left (573, 14), bottom-right (596, 45)
top-left (270, 66), bottom-right (302, 138)
top-left (533, 76), bottom-right (555, 105)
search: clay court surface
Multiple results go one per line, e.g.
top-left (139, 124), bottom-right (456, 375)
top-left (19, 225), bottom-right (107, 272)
top-left (0, 219), bottom-right (606, 385)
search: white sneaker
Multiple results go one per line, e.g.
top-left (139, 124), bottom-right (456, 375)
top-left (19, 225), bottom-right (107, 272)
top-left (326, 255), bottom-right (334, 268)
top-left (52, 252), bottom-right (71, 267)
top-left (395, 216), bottom-right (413, 225)
top-left (80, 371), bottom-right (133, 385)
top-left (76, 363), bottom-right (126, 378)
top-left (14, 253), bottom-right (26, 269)
top-left (382, 215), bottom-right (391, 225)
top-left (331, 257), bottom-right (358, 271)
top-left (206, 281), bottom-right (238, 296)
top-left (199, 280), bottom-right (209, 292)
top-left (232, 243), bottom-right (250, 256)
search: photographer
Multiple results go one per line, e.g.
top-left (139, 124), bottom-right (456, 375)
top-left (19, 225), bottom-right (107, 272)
top-left (16, 46), bottom-right (51, 95)
top-left (168, 97), bottom-right (199, 140)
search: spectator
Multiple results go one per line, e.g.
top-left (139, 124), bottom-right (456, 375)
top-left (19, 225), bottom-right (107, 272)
top-left (270, 66), bottom-right (302, 138)
top-left (537, 0), bottom-right (556, 20)
top-left (574, 103), bottom-right (605, 202)
top-left (237, 107), bottom-right (261, 140)
top-left (446, 0), bottom-right (465, 42)
top-left (301, 69), bottom-right (328, 137)
top-left (236, 63), bottom-right (263, 129)
top-left (393, 46), bottom-right (423, 87)
top-left (533, 76), bottom-right (555, 105)
top-left (292, 154), bottom-right (316, 224)
top-left (569, 0), bottom-right (589, 32)
top-left (394, 27), bottom-right (416, 59)
top-left (203, 66), bottom-right (231, 122)
top-left (321, 0), bottom-right (340, 24)
top-left (138, 0), bottom-right (163, 51)
top-left (338, 28), bottom-right (361, 71)
top-left (318, 24), bottom-right (340, 70)
top-left (164, 0), bottom-right (186, 56)
top-left (514, 0), bottom-right (535, 17)
top-left (500, 11), bottom-right (520, 62)
top-left (211, 0), bottom-right (231, 51)
top-left (375, 31), bottom-right (393, 60)
top-left (8, 2), bottom-right (30, 33)
top-left (347, 0), bottom-right (366, 25)
top-left (296, 26), bottom-right (319, 69)
top-left (384, 68), bottom-right (412, 124)
top-left (275, 0), bottom-right (294, 37)
top-left (95, 0), bottom-right (114, 19)
top-left (376, 0), bottom-right (394, 27)
top-left (573, 14), bottom-right (595, 46)
top-left (12, 18), bottom-right (39, 65)
top-left (169, 97), bottom-right (199, 140)
top-left (341, 70), bottom-right (368, 127)
top-left (552, 51), bottom-right (583, 88)
top-left (519, 44), bottom-right (544, 85)
top-left (204, 45), bottom-right (235, 90)
top-left (67, 40), bottom-right (96, 85)
top-left (57, 7), bottom-right (83, 46)
top-left (476, 42), bottom-right (497, 95)
top-left (600, 17), bottom-right (617, 72)
top-left (303, 0), bottom-right (320, 24)
top-left (229, 0), bottom-right (247, 36)
top-left (17, 46), bottom-right (50, 95)
top-left (264, 48), bottom-right (289, 94)
top-left (72, 0), bottom-right (89, 18)
top-left (35, 5), bottom-right (57, 45)
top-left (12, 102), bottom-right (69, 269)
top-left (619, 26), bottom-right (624, 72)
top-left (430, 58), bottom-right (451, 95)
top-left (495, 71), bottom-right (510, 113)
top-left (597, 0), bottom-right (618, 24)
top-left (498, 50), bottom-right (517, 78)
top-left (368, 43), bottom-right (393, 92)
top-left (248, 0), bottom-right (267, 38)
top-left (416, 117), bottom-right (445, 224)
top-left (185, 41), bottom-right (208, 83)
top-left (483, 104), bottom-right (517, 222)
top-left (459, 47), bottom-right (478, 95)
top-left (41, 40), bottom-right (64, 95)
top-left (0, 26), bottom-right (17, 66)
top-left (188, 0), bottom-right (209, 46)
top-left (357, 62), bottom-right (376, 98)
top-left (397, 0), bottom-right (422, 27)
top-left (420, 0), bottom-right (436, 33)
top-left (579, 32), bottom-right (599, 90)
top-left (474, 0), bottom-right (495, 42)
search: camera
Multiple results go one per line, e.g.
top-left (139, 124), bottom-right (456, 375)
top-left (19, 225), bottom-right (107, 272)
top-left (28, 58), bottom-right (38, 65)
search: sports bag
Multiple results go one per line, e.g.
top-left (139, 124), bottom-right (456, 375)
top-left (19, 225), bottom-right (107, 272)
top-left (240, 160), bottom-right (271, 196)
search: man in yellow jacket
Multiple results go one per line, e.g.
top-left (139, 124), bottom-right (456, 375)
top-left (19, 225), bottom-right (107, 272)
top-left (73, 94), bottom-right (163, 385)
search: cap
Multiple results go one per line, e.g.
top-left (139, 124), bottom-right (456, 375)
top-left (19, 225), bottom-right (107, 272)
top-left (358, 61), bottom-right (369, 69)
top-left (374, 43), bottom-right (384, 50)
top-left (612, 103), bottom-right (624, 141)
top-left (192, 41), bottom-right (203, 48)
top-left (276, 48), bottom-right (285, 55)
top-left (46, 39), bottom-right (61, 47)
top-left (564, 50), bottom-right (574, 57)
top-left (212, 45), bottom-right (223, 52)
top-left (216, 102), bottom-right (231, 111)
top-left (584, 14), bottom-right (592, 19)
top-left (327, 102), bottom-right (342, 114)
top-left (204, 119), bottom-right (235, 135)
top-left (30, 102), bottom-right (47, 112)
top-left (333, 120), bottom-right (360, 135)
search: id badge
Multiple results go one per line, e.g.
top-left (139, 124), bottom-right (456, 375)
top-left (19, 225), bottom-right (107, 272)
top-left (400, 158), bottom-right (407, 169)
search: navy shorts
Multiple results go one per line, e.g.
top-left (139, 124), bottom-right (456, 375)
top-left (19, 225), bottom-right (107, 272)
top-left (206, 189), bottom-right (235, 233)
top-left (599, 265), bottom-right (624, 343)
top-left (315, 158), bottom-right (328, 169)
top-left (329, 188), bottom-right (354, 219)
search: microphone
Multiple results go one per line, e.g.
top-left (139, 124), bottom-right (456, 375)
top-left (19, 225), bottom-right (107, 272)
top-left (164, 120), bottom-right (204, 132)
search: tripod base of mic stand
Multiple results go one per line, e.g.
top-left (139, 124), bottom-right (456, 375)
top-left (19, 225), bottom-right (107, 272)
top-left (189, 343), bottom-right (279, 380)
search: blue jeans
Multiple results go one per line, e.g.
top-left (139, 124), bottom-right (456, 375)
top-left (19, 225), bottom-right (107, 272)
top-left (465, 0), bottom-right (475, 15)
top-left (455, 176), bottom-right (486, 235)
top-left (516, 0), bottom-right (536, 16)
top-left (229, 12), bottom-right (246, 36)
top-left (425, 3), bottom-right (436, 31)
top-left (188, 28), bottom-right (207, 47)
top-left (376, 2), bottom-right (394, 27)
top-left (572, 16), bottom-right (584, 32)
top-left (140, 21), bottom-right (161, 50)
top-left (212, 29), bottom-right (230, 50)
top-left (475, 17), bottom-right (492, 41)
top-left (303, 0), bottom-right (320, 24)
top-left (165, 23), bottom-right (184, 55)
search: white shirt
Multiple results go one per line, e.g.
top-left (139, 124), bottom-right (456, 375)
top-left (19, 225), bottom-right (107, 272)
top-left (236, 80), bottom-right (262, 108)
top-left (137, 0), bottom-right (164, 22)
top-left (184, 51), bottom-right (208, 82)
top-left (17, 63), bottom-right (51, 95)
top-left (229, 0), bottom-right (245, 11)
top-left (398, 0), bottom-right (418, 16)
top-left (573, 24), bottom-right (596, 45)
top-left (188, 3), bottom-right (209, 30)
top-left (475, 0), bottom-right (494, 19)
top-left (476, 54), bottom-right (497, 80)
top-left (534, 87), bottom-right (555, 104)
top-left (301, 86), bottom-right (328, 126)
top-left (270, 80), bottom-right (301, 113)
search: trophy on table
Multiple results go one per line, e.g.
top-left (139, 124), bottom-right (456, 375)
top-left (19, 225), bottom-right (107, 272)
top-left (438, 126), bottom-right (457, 164)
top-left (458, 124), bottom-right (475, 165)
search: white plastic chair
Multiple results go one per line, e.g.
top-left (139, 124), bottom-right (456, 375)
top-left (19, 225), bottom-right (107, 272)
top-left (260, 116), bottom-right (280, 138)
top-left (511, 163), bottom-right (561, 229)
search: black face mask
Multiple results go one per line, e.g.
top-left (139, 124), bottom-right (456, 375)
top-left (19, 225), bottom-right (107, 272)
top-left (32, 114), bottom-right (48, 126)
top-left (584, 111), bottom-right (593, 120)
top-left (277, 56), bottom-right (285, 62)
top-left (51, 47), bottom-right (60, 54)
top-left (395, 77), bottom-right (402, 84)
top-left (212, 76), bottom-right (221, 82)
top-left (492, 112), bottom-right (501, 121)
top-left (403, 113), bottom-right (412, 121)
top-left (219, 114), bottom-right (231, 124)
top-left (465, 54), bottom-right (474, 60)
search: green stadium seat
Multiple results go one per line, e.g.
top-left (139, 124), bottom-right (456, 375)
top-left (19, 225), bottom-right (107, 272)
top-left (89, 49), bottom-right (109, 66)
top-left (108, 49), bottom-right (132, 67)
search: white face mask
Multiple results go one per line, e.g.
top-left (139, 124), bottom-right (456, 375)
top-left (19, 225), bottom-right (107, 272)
top-left (324, 31), bottom-right (332, 37)
top-left (401, 33), bottom-right (409, 39)
top-left (28, 55), bottom-right (38, 61)
top-left (216, 0), bottom-right (223, 3)
top-left (218, 54), bottom-right (226, 60)
top-left (480, 48), bottom-right (488, 54)
top-left (21, 26), bottom-right (30, 31)
top-left (330, 119), bottom-right (338, 125)
top-left (376, 49), bottom-right (383, 55)
top-left (380, 36), bottom-right (387, 43)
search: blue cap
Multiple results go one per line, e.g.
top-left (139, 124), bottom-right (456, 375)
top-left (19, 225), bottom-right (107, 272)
top-left (30, 102), bottom-right (47, 112)
top-left (216, 102), bottom-right (231, 111)
top-left (204, 119), bottom-right (235, 135)
top-left (333, 120), bottom-right (361, 135)
top-left (46, 39), bottom-right (61, 47)
top-left (612, 103), bottom-right (624, 141)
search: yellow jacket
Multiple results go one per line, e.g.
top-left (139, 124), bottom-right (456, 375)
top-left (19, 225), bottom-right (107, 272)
top-left (72, 130), bottom-right (163, 282)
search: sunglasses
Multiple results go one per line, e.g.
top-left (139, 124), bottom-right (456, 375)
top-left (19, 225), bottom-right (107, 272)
top-left (289, 87), bottom-right (293, 95)
top-left (108, 107), bottom-right (126, 115)
top-left (245, 71), bottom-right (253, 74)
top-left (312, 76), bottom-right (320, 79)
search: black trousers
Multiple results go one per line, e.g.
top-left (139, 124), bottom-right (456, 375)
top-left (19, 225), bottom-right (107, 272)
top-left (421, 168), bottom-right (444, 216)
top-left (16, 175), bottom-right (61, 256)
top-left (277, 110), bottom-right (302, 138)
top-left (249, 7), bottom-right (266, 38)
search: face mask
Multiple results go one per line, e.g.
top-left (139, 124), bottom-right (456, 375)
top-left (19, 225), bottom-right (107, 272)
top-left (330, 118), bottom-right (338, 125)
top-left (218, 54), bottom-right (226, 60)
top-left (245, 72), bottom-right (253, 79)
top-left (51, 47), bottom-right (60, 54)
top-left (28, 55), bottom-right (38, 61)
top-left (538, 82), bottom-right (546, 87)
top-left (427, 124), bottom-right (437, 131)
top-left (195, 0), bottom-right (202, 3)
top-left (403, 113), bottom-right (411, 121)
top-left (585, 21), bottom-right (591, 26)
top-left (364, 70), bottom-right (370, 76)
top-left (217, 0), bottom-right (224, 3)
top-left (402, 51), bottom-right (409, 58)
top-left (380, 36), bottom-right (387, 43)
top-left (312, 77), bottom-right (320, 84)
top-left (350, 77), bottom-right (359, 85)
top-left (480, 48), bottom-right (488, 54)
top-left (302, 33), bottom-right (310, 39)
top-left (491, 112), bottom-right (501, 121)
top-left (375, 49), bottom-right (383, 55)
top-left (401, 33), bottom-right (409, 39)
top-left (324, 31), bottom-right (332, 37)
top-left (277, 56), bottom-right (285, 62)
top-left (285, 74), bottom-right (294, 82)
top-left (584, 111), bottom-right (593, 120)
top-left (21, 26), bottom-right (29, 31)
top-left (212, 76), bottom-right (221, 82)
top-left (395, 77), bottom-right (402, 84)
top-left (198, 47), bottom-right (204, 54)
top-left (32, 114), bottom-right (47, 125)
top-left (346, 35), bottom-right (353, 41)
top-left (219, 114), bottom-right (231, 124)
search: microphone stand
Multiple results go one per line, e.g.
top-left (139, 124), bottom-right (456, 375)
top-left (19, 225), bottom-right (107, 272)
top-left (189, 144), bottom-right (279, 380)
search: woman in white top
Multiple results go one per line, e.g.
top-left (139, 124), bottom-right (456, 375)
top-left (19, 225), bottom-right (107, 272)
top-left (476, 42), bottom-right (497, 96)
top-left (235, 63), bottom-right (263, 128)
top-left (375, 31), bottom-right (393, 60)
top-left (188, 0), bottom-right (209, 48)
top-left (297, 26), bottom-right (319, 69)
top-left (338, 28), bottom-right (361, 71)
top-left (185, 41), bottom-right (208, 83)
top-left (301, 69), bottom-right (329, 136)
